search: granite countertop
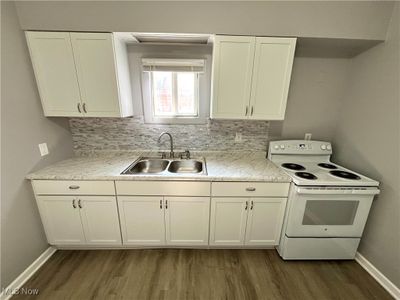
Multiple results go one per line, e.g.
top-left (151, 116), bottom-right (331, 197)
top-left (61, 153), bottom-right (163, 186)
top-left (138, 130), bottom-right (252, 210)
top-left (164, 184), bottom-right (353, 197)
top-left (26, 151), bottom-right (291, 183)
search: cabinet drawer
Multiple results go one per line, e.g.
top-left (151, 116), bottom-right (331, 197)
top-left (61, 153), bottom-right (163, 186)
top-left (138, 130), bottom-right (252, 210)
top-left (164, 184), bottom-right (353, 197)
top-left (212, 182), bottom-right (289, 197)
top-left (115, 181), bottom-right (210, 196)
top-left (32, 180), bottom-right (115, 195)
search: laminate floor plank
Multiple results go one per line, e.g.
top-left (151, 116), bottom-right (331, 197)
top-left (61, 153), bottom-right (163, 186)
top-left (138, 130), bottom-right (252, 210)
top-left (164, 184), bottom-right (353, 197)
top-left (11, 249), bottom-right (393, 300)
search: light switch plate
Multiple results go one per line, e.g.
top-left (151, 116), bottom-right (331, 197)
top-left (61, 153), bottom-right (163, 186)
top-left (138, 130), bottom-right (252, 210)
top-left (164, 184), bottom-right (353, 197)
top-left (38, 143), bottom-right (49, 156)
top-left (304, 133), bottom-right (312, 141)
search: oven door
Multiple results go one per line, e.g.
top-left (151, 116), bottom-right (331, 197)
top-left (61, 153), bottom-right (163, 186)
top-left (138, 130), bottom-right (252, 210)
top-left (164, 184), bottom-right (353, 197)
top-left (285, 187), bottom-right (376, 238)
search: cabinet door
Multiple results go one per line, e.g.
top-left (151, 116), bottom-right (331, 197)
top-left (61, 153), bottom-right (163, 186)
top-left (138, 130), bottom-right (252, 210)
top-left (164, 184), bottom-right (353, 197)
top-left (118, 196), bottom-right (165, 245)
top-left (211, 36), bottom-right (255, 119)
top-left (79, 196), bottom-right (122, 245)
top-left (36, 196), bottom-right (85, 245)
top-left (245, 198), bottom-right (287, 246)
top-left (210, 198), bottom-right (248, 246)
top-left (165, 197), bottom-right (210, 246)
top-left (249, 37), bottom-right (296, 120)
top-left (25, 32), bottom-right (82, 117)
top-left (70, 33), bottom-right (121, 117)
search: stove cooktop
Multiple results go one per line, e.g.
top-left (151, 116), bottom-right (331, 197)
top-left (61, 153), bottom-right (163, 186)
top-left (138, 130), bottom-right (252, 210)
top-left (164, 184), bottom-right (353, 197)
top-left (277, 161), bottom-right (378, 187)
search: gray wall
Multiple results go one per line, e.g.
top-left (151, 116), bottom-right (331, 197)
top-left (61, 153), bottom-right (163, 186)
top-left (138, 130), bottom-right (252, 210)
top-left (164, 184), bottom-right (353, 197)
top-left (332, 4), bottom-right (400, 287)
top-left (270, 57), bottom-right (349, 141)
top-left (14, 1), bottom-right (393, 40)
top-left (1, 1), bottom-right (74, 288)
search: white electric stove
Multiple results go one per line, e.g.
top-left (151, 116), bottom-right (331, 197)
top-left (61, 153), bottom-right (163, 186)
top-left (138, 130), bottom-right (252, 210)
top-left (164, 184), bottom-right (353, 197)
top-left (268, 140), bottom-right (379, 260)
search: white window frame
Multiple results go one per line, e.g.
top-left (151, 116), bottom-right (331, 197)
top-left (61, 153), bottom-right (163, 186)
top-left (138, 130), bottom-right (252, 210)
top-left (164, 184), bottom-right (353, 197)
top-left (142, 58), bottom-right (210, 125)
top-left (150, 71), bottom-right (200, 118)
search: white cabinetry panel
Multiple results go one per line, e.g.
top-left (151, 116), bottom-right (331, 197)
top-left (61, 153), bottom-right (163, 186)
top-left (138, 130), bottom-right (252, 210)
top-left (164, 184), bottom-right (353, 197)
top-left (79, 196), bottom-right (122, 245)
top-left (118, 196), bottom-right (165, 245)
top-left (165, 197), bottom-right (210, 245)
top-left (37, 196), bottom-right (85, 245)
top-left (70, 33), bottom-right (121, 117)
top-left (245, 198), bottom-right (287, 246)
top-left (211, 36), bottom-right (255, 119)
top-left (25, 32), bottom-right (82, 116)
top-left (209, 198), bottom-right (248, 246)
top-left (249, 37), bottom-right (296, 120)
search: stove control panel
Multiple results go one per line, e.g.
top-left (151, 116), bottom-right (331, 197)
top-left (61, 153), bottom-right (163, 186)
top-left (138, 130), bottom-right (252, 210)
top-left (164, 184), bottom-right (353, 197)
top-left (268, 140), bottom-right (333, 156)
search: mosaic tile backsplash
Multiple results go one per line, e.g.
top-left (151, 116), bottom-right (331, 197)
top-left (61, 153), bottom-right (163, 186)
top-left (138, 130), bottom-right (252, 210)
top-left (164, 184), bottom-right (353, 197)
top-left (70, 117), bottom-right (270, 152)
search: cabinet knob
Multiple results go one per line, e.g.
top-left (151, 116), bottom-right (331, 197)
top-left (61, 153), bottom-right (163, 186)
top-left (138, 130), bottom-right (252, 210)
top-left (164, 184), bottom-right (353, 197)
top-left (69, 185), bottom-right (80, 190)
top-left (246, 187), bottom-right (256, 192)
top-left (77, 103), bottom-right (81, 113)
top-left (250, 106), bottom-right (254, 116)
top-left (245, 201), bottom-right (248, 210)
top-left (160, 200), bottom-right (162, 209)
top-left (245, 106), bottom-right (249, 116)
top-left (72, 199), bottom-right (77, 209)
top-left (250, 200), bottom-right (254, 210)
top-left (83, 103), bottom-right (87, 113)
top-left (165, 200), bottom-right (168, 209)
top-left (78, 199), bottom-right (82, 209)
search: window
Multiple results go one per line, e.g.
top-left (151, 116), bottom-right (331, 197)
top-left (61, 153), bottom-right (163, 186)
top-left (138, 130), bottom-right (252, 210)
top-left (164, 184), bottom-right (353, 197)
top-left (142, 58), bottom-right (208, 124)
top-left (151, 71), bottom-right (199, 117)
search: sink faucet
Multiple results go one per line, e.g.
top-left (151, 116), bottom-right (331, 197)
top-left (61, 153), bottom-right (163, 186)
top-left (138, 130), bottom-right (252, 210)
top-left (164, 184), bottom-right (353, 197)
top-left (157, 132), bottom-right (174, 158)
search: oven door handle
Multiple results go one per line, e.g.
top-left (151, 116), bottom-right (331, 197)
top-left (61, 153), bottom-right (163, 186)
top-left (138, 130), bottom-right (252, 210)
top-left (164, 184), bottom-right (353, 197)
top-left (296, 187), bottom-right (380, 195)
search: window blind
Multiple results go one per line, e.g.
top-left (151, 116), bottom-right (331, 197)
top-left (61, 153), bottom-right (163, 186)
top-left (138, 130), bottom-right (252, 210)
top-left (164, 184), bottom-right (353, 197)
top-left (142, 58), bottom-right (205, 73)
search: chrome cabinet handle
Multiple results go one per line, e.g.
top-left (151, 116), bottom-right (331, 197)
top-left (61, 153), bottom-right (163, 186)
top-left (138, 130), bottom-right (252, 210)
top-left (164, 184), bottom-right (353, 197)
top-left (72, 199), bottom-right (77, 209)
top-left (250, 106), bottom-right (254, 116)
top-left (160, 200), bottom-right (162, 209)
top-left (245, 106), bottom-right (249, 116)
top-left (78, 199), bottom-right (82, 209)
top-left (246, 187), bottom-right (256, 192)
top-left (250, 200), bottom-right (254, 210)
top-left (245, 201), bottom-right (248, 210)
top-left (83, 103), bottom-right (87, 113)
top-left (77, 103), bottom-right (81, 113)
top-left (165, 200), bottom-right (168, 209)
top-left (69, 185), bottom-right (80, 190)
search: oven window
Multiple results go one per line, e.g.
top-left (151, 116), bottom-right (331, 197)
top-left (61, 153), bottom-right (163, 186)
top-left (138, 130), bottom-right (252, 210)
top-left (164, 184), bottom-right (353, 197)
top-left (302, 200), bottom-right (359, 225)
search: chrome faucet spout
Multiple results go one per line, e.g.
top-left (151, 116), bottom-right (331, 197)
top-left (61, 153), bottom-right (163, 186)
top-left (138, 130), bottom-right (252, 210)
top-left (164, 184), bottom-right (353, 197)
top-left (157, 132), bottom-right (174, 158)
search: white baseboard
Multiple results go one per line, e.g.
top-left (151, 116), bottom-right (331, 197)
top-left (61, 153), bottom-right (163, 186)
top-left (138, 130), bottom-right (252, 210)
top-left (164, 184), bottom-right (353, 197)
top-left (0, 247), bottom-right (57, 300)
top-left (355, 252), bottom-right (400, 299)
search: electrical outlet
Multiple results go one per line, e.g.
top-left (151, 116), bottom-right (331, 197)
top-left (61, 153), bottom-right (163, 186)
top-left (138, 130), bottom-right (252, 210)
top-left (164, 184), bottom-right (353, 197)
top-left (304, 133), bottom-right (312, 141)
top-left (235, 132), bottom-right (243, 143)
top-left (38, 143), bottom-right (49, 156)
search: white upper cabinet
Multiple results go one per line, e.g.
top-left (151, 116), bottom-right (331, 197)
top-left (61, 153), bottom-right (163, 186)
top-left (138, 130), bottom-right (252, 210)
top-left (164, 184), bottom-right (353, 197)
top-left (26, 31), bottom-right (133, 117)
top-left (211, 35), bottom-right (296, 120)
top-left (25, 32), bottom-right (82, 117)
top-left (249, 37), bottom-right (296, 120)
top-left (211, 36), bottom-right (255, 119)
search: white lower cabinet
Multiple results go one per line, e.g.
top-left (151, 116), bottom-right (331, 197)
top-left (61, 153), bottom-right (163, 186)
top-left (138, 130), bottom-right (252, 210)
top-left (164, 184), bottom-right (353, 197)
top-left (244, 198), bottom-right (287, 246)
top-left (165, 197), bottom-right (210, 246)
top-left (37, 195), bottom-right (121, 246)
top-left (118, 196), bottom-right (165, 246)
top-left (210, 198), bottom-right (248, 246)
top-left (38, 196), bottom-right (86, 245)
top-left (79, 196), bottom-right (122, 245)
top-left (118, 196), bottom-right (210, 246)
top-left (210, 197), bottom-right (287, 246)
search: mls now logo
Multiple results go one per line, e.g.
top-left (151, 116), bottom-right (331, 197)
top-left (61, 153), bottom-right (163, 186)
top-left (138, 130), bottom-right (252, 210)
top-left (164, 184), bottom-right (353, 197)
top-left (2, 287), bottom-right (39, 296)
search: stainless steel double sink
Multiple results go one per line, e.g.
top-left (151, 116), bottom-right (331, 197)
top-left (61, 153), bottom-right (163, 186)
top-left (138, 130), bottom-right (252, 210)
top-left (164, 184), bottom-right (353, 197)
top-left (121, 157), bottom-right (207, 175)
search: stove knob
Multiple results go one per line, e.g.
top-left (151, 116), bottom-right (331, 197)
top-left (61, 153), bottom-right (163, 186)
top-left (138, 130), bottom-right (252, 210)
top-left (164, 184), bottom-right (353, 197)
top-left (280, 144), bottom-right (285, 150)
top-left (321, 144), bottom-right (327, 150)
top-left (274, 145), bottom-right (279, 150)
top-left (326, 144), bottom-right (332, 150)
